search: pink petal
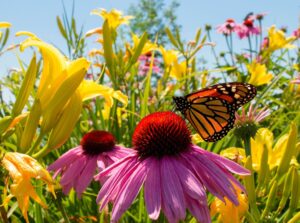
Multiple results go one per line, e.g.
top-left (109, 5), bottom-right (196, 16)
top-left (96, 156), bottom-right (138, 208)
top-left (94, 153), bottom-right (137, 181)
top-left (62, 182), bottom-right (73, 195)
top-left (75, 156), bottom-right (98, 198)
top-left (47, 147), bottom-right (82, 171)
top-left (144, 157), bottom-right (161, 220)
top-left (192, 145), bottom-right (250, 175)
top-left (111, 159), bottom-right (148, 222)
top-left (172, 157), bottom-right (206, 201)
top-left (60, 155), bottom-right (86, 185)
top-left (161, 157), bottom-right (186, 222)
top-left (186, 197), bottom-right (211, 223)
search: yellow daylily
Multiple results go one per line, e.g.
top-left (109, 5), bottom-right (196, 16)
top-left (210, 184), bottom-right (248, 223)
top-left (91, 8), bottom-right (133, 30)
top-left (220, 147), bottom-right (247, 164)
top-left (159, 46), bottom-right (178, 67)
top-left (2, 152), bottom-right (55, 223)
top-left (170, 60), bottom-right (188, 79)
top-left (0, 22), bottom-right (11, 28)
top-left (0, 21), bottom-right (11, 40)
top-left (268, 25), bottom-right (296, 52)
top-left (18, 34), bottom-right (127, 153)
top-left (247, 60), bottom-right (273, 86)
top-left (191, 133), bottom-right (204, 144)
top-left (131, 33), bottom-right (157, 55)
top-left (251, 127), bottom-right (299, 171)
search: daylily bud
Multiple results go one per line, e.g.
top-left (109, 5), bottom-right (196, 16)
top-left (256, 144), bottom-right (269, 191)
top-left (19, 100), bottom-right (42, 152)
top-left (41, 64), bottom-right (88, 133)
top-left (283, 167), bottom-right (299, 221)
top-left (261, 180), bottom-right (278, 220)
top-left (47, 93), bottom-right (82, 150)
top-left (276, 123), bottom-right (297, 179)
top-left (277, 166), bottom-right (294, 213)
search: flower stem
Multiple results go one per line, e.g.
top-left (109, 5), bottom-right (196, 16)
top-left (244, 136), bottom-right (251, 157)
top-left (55, 192), bottom-right (71, 223)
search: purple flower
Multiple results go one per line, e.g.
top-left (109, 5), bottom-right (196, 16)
top-left (95, 112), bottom-right (250, 223)
top-left (216, 19), bottom-right (237, 35)
top-left (236, 19), bottom-right (260, 39)
top-left (48, 130), bottom-right (132, 197)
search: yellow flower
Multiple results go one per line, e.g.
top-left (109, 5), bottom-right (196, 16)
top-left (268, 25), bottom-right (296, 52)
top-left (251, 127), bottom-right (299, 171)
top-left (159, 46), bottom-right (178, 67)
top-left (131, 33), bottom-right (157, 54)
top-left (191, 133), bottom-right (204, 144)
top-left (210, 184), bottom-right (248, 223)
top-left (18, 34), bottom-right (128, 153)
top-left (91, 8), bottom-right (133, 30)
top-left (220, 147), bottom-right (247, 164)
top-left (0, 21), bottom-right (11, 40)
top-left (2, 152), bottom-right (55, 223)
top-left (247, 60), bottom-right (273, 86)
top-left (0, 21), bottom-right (11, 28)
top-left (170, 60), bottom-right (187, 79)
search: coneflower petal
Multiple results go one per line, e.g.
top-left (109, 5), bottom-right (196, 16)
top-left (60, 155), bottom-right (86, 185)
top-left (75, 156), bottom-right (98, 198)
top-left (161, 157), bottom-right (186, 221)
top-left (111, 159), bottom-right (148, 222)
top-left (186, 197), bottom-right (211, 223)
top-left (144, 157), bottom-right (161, 220)
top-left (47, 147), bottom-right (82, 171)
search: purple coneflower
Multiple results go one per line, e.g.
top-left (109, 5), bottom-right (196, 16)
top-left (236, 19), bottom-right (260, 39)
top-left (138, 52), bottom-right (161, 76)
top-left (293, 28), bottom-right (300, 39)
top-left (48, 130), bottom-right (132, 197)
top-left (216, 19), bottom-right (237, 35)
top-left (95, 111), bottom-right (250, 223)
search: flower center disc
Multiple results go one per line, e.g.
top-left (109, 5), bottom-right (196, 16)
top-left (132, 111), bottom-right (191, 158)
top-left (81, 130), bottom-right (115, 156)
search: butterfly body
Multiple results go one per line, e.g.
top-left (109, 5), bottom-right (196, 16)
top-left (173, 82), bottom-right (256, 142)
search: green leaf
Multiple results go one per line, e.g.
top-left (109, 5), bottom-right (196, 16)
top-left (12, 55), bottom-right (37, 117)
top-left (194, 28), bottom-right (201, 45)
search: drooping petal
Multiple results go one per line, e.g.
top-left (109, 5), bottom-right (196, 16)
top-left (96, 155), bottom-right (138, 207)
top-left (144, 157), bottom-right (162, 220)
top-left (161, 157), bottom-right (186, 222)
top-left (47, 147), bottom-right (82, 171)
top-left (173, 157), bottom-right (206, 200)
top-left (75, 156), bottom-right (98, 198)
top-left (186, 196), bottom-right (211, 223)
top-left (60, 155), bottom-right (86, 185)
top-left (111, 159), bottom-right (148, 222)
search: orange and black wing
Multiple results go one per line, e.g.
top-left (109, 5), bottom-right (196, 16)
top-left (173, 82), bottom-right (256, 142)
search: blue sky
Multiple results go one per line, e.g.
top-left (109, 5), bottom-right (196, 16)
top-left (0, 0), bottom-right (299, 75)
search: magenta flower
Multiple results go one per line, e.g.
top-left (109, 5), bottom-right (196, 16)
top-left (293, 28), bottom-right (300, 39)
top-left (95, 112), bottom-right (250, 223)
top-left (138, 52), bottom-right (161, 76)
top-left (48, 130), bottom-right (132, 197)
top-left (236, 19), bottom-right (260, 39)
top-left (216, 19), bottom-right (237, 35)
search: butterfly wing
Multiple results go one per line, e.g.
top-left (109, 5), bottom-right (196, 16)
top-left (174, 82), bottom-right (256, 142)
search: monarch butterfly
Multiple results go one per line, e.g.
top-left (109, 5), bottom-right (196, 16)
top-left (173, 82), bottom-right (256, 142)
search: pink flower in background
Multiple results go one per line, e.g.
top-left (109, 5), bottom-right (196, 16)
top-left (217, 19), bottom-right (237, 35)
top-left (293, 28), bottom-right (300, 39)
top-left (95, 112), bottom-right (250, 223)
top-left (261, 37), bottom-right (269, 50)
top-left (48, 130), bottom-right (132, 197)
top-left (138, 52), bottom-right (161, 76)
top-left (236, 19), bottom-right (260, 39)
